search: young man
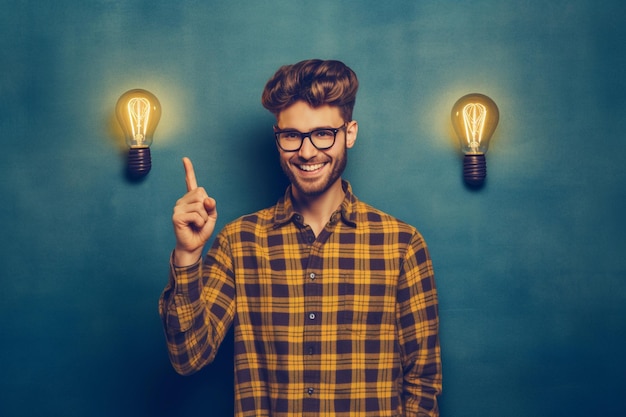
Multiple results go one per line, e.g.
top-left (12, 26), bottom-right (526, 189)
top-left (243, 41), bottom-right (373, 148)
top-left (159, 59), bottom-right (442, 416)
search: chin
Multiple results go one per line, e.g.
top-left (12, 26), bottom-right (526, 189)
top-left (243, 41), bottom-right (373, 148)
top-left (292, 178), bottom-right (330, 198)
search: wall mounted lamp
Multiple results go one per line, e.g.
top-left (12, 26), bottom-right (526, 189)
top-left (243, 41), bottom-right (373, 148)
top-left (451, 93), bottom-right (499, 187)
top-left (115, 89), bottom-right (161, 178)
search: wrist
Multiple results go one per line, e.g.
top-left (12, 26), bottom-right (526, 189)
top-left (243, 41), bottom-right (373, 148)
top-left (173, 247), bottom-right (203, 267)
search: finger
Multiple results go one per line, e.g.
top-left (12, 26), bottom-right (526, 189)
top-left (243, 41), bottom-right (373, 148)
top-left (203, 197), bottom-right (218, 218)
top-left (183, 157), bottom-right (198, 192)
top-left (203, 196), bottom-right (217, 211)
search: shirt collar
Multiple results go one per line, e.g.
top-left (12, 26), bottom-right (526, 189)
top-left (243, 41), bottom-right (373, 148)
top-left (272, 180), bottom-right (358, 229)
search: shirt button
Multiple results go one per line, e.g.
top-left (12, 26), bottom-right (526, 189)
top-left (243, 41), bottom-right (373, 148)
top-left (307, 387), bottom-right (314, 395)
top-left (307, 346), bottom-right (314, 355)
top-left (309, 272), bottom-right (316, 280)
top-left (307, 235), bottom-right (315, 244)
top-left (308, 313), bottom-right (316, 320)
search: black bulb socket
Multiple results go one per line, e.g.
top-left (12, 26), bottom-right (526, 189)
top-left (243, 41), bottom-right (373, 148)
top-left (463, 154), bottom-right (486, 187)
top-left (127, 147), bottom-right (152, 178)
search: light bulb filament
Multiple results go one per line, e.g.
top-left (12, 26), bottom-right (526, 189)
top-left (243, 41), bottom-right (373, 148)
top-left (127, 97), bottom-right (151, 144)
top-left (462, 103), bottom-right (487, 152)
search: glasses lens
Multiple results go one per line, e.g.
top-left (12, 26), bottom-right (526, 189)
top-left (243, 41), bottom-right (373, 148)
top-left (310, 129), bottom-right (336, 149)
top-left (277, 131), bottom-right (302, 151)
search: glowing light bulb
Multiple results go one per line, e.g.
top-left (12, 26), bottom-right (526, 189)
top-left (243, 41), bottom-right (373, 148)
top-left (115, 89), bottom-right (161, 178)
top-left (451, 93), bottom-right (499, 187)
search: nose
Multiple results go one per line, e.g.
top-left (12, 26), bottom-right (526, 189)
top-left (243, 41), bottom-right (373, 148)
top-left (298, 134), bottom-right (318, 159)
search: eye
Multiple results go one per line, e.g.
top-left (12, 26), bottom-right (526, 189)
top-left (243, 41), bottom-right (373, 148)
top-left (280, 131), bottom-right (300, 140)
top-left (313, 129), bottom-right (333, 138)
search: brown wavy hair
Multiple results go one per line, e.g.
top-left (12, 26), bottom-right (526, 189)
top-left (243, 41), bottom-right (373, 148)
top-left (261, 59), bottom-right (359, 122)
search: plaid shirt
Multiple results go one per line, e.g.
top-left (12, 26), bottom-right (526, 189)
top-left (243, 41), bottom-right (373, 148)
top-left (160, 181), bottom-right (441, 416)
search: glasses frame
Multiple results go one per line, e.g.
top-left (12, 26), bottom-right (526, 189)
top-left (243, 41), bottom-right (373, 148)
top-left (273, 124), bottom-right (347, 152)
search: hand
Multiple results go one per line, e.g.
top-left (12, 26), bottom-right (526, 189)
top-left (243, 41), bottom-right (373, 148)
top-left (172, 157), bottom-right (218, 266)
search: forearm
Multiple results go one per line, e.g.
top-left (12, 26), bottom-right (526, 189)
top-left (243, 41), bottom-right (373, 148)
top-left (159, 252), bottom-right (234, 375)
top-left (401, 327), bottom-right (442, 416)
top-left (398, 232), bottom-right (442, 416)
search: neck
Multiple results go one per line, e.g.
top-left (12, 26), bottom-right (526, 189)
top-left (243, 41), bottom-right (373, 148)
top-left (293, 179), bottom-right (345, 236)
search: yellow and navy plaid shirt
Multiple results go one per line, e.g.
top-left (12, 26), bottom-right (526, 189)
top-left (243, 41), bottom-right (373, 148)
top-left (160, 181), bottom-right (441, 416)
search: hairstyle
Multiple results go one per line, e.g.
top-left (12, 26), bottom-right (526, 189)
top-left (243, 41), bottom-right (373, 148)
top-left (261, 59), bottom-right (359, 122)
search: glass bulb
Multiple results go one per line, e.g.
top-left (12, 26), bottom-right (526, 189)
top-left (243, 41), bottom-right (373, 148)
top-left (451, 93), bottom-right (499, 187)
top-left (115, 89), bottom-right (161, 178)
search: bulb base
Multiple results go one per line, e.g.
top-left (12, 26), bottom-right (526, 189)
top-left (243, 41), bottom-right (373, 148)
top-left (127, 147), bottom-right (152, 178)
top-left (463, 154), bottom-right (486, 187)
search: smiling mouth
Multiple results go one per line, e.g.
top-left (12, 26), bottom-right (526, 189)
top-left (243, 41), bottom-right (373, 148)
top-left (297, 162), bottom-right (326, 172)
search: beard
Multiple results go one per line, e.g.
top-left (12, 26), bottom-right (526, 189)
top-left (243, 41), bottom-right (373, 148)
top-left (280, 145), bottom-right (348, 199)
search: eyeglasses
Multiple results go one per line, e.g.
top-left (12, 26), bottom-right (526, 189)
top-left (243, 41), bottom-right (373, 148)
top-left (273, 124), bottom-right (347, 152)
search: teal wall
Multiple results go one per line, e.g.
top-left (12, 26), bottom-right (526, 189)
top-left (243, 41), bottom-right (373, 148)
top-left (2, 1), bottom-right (625, 416)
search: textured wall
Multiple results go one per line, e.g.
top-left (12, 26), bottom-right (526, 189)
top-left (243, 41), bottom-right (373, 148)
top-left (1, 1), bottom-right (625, 416)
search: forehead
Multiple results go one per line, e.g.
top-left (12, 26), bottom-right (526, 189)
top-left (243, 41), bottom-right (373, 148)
top-left (276, 101), bottom-right (343, 130)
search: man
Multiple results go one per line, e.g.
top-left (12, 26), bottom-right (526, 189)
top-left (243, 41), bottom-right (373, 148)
top-left (159, 59), bottom-right (442, 416)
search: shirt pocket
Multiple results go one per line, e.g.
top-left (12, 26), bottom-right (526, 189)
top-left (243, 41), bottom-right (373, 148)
top-left (338, 272), bottom-right (395, 335)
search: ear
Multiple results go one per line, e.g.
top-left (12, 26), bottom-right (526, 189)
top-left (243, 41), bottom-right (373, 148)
top-left (345, 120), bottom-right (358, 149)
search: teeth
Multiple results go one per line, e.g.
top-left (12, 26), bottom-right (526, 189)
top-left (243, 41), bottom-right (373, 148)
top-left (298, 163), bottom-right (325, 172)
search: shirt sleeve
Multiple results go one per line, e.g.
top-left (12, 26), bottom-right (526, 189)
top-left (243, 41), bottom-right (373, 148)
top-left (158, 233), bottom-right (237, 375)
top-left (396, 230), bottom-right (442, 416)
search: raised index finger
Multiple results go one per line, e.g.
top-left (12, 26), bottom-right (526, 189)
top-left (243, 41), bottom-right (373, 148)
top-left (182, 157), bottom-right (198, 191)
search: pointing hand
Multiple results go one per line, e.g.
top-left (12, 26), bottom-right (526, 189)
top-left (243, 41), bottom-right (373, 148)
top-left (172, 157), bottom-right (217, 266)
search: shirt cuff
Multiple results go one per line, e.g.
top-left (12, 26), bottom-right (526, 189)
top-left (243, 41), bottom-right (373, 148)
top-left (169, 251), bottom-right (203, 299)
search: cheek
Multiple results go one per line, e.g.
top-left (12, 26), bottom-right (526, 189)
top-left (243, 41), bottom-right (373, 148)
top-left (278, 154), bottom-right (294, 172)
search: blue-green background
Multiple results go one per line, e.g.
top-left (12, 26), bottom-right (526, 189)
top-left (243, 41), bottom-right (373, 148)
top-left (2, 1), bottom-right (625, 416)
